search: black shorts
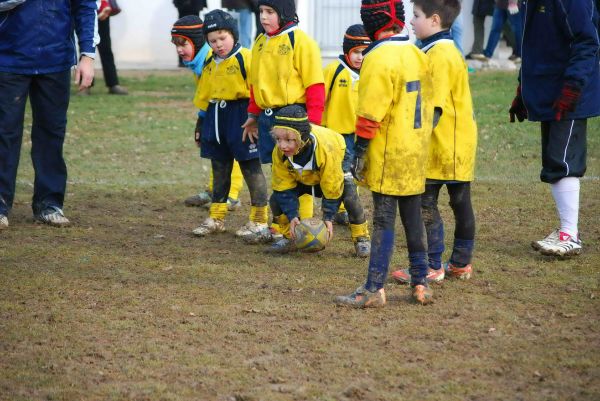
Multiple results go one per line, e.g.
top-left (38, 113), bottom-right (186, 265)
top-left (540, 119), bottom-right (587, 183)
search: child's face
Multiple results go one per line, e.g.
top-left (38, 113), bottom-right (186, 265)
top-left (207, 30), bottom-right (235, 58)
top-left (410, 5), bottom-right (437, 40)
top-left (273, 128), bottom-right (300, 157)
top-left (347, 47), bottom-right (366, 69)
top-left (260, 5), bottom-right (280, 34)
top-left (172, 36), bottom-right (194, 62)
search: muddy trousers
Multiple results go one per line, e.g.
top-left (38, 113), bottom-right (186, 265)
top-left (211, 158), bottom-right (268, 207)
top-left (365, 193), bottom-right (428, 290)
top-left (422, 182), bottom-right (475, 268)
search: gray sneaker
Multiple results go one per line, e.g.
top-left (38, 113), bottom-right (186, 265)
top-left (184, 191), bottom-right (212, 207)
top-left (334, 285), bottom-right (386, 308)
top-left (0, 214), bottom-right (8, 230)
top-left (34, 206), bottom-right (70, 227)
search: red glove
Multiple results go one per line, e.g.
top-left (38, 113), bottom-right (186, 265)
top-left (553, 82), bottom-right (581, 121)
top-left (509, 85), bottom-right (527, 122)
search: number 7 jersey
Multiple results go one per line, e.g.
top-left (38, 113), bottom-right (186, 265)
top-left (356, 36), bottom-right (433, 196)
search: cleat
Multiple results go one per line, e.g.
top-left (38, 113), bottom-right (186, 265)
top-left (531, 229), bottom-right (560, 251)
top-left (412, 284), bottom-right (433, 305)
top-left (265, 237), bottom-right (296, 254)
top-left (108, 85), bottom-right (128, 95)
top-left (445, 262), bottom-right (473, 280)
top-left (227, 197), bottom-right (242, 212)
top-left (236, 221), bottom-right (272, 244)
top-left (334, 286), bottom-right (386, 308)
top-left (538, 231), bottom-right (582, 257)
top-left (333, 211), bottom-right (349, 226)
top-left (192, 217), bottom-right (225, 237)
top-left (354, 237), bottom-right (371, 258)
top-left (34, 206), bottom-right (70, 227)
top-left (184, 191), bottom-right (212, 207)
top-left (0, 214), bottom-right (8, 230)
top-left (269, 226), bottom-right (284, 241)
top-left (391, 266), bottom-right (445, 284)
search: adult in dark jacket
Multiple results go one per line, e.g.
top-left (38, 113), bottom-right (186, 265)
top-left (222, 0), bottom-right (257, 48)
top-left (509, 0), bottom-right (600, 257)
top-left (0, 0), bottom-right (97, 229)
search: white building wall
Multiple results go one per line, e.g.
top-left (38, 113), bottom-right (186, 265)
top-left (106, 0), bottom-right (479, 69)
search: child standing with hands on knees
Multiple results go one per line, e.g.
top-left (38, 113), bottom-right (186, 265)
top-left (188, 10), bottom-right (270, 241)
top-left (392, 0), bottom-right (478, 284)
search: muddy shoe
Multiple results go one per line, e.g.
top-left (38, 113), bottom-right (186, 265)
top-left (34, 206), bottom-right (70, 227)
top-left (531, 229), bottom-right (560, 251)
top-left (265, 237), bottom-right (296, 254)
top-left (538, 231), bottom-right (582, 257)
top-left (391, 266), bottom-right (445, 284)
top-left (227, 197), bottom-right (242, 212)
top-left (411, 284), bottom-right (433, 305)
top-left (354, 237), bottom-right (371, 258)
top-left (445, 263), bottom-right (473, 280)
top-left (0, 214), bottom-right (8, 230)
top-left (236, 221), bottom-right (272, 244)
top-left (333, 211), bottom-right (349, 226)
top-left (184, 192), bottom-right (212, 207)
top-left (334, 285), bottom-right (386, 308)
top-left (192, 217), bottom-right (225, 237)
top-left (108, 85), bottom-right (128, 95)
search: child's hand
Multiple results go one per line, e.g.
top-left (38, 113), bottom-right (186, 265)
top-left (74, 55), bottom-right (94, 91)
top-left (553, 82), bottom-right (581, 121)
top-left (324, 220), bottom-right (333, 243)
top-left (351, 154), bottom-right (366, 182)
top-left (241, 117), bottom-right (258, 143)
top-left (195, 116), bottom-right (203, 148)
top-left (508, 3), bottom-right (519, 14)
top-left (289, 217), bottom-right (301, 240)
top-left (509, 85), bottom-right (527, 122)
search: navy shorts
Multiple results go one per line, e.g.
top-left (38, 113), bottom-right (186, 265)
top-left (540, 119), bottom-right (587, 183)
top-left (201, 99), bottom-right (259, 162)
top-left (257, 104), bottom-right (307, 164)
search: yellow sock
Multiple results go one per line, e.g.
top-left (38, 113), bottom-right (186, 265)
top-left (338, 202), bottom-right (347, 214)
top-left (276, 215), bottom-right (291, 238)
top-left (350, 222), bottom-right (370, 241)
top-left (250, 206), bottom-right (268, 224)
top-left (209, 202), bottom-right (228, 220)
top-left (229, 161), bottom-right (243, 201)
top-left (299, 194), bottom-right (313, 220)
top-left (208, 168), bottom-right (214, 193)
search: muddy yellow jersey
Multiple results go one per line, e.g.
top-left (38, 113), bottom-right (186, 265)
top-left (192, 47), bottom-right (213, 108)
top-left (272, 125), bottom-right (346, 200)
top-left (357, 37), bottom-right (433, 196)
top-left (194, 47), bottom-right (251, 111)
top-left (423, 39), bottom-right (477, 181)
top-left (251, 26), bottom-right (324, 109)
top-left (322, 58), bottom-right (360, 135)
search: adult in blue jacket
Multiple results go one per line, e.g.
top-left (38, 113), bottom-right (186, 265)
top-left (509, 0), bottom-right (600, 257)
top-left (0, 0), bottom-right (97, 229)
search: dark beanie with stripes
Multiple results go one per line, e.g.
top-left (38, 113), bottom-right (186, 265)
top-left (258, 0), bottom-right (299, 25)
top-left (343, 24), bottom-right (371, 55)
top-left (360, 0), bottom-right (405, 40)
top-left (171, 15), bottom-right (205, 57)
top-left (273, 105), bottom-right (311, 144)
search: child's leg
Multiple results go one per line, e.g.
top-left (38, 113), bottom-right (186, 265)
top-left (397, 195), bottom-right (428, 287)
top-left (342, 173), bottom-right (369, 241)
top-left (364, 192), bottom-right (397, 292)
top-left (421, 183), bottom-right (444, 269)
top-left (209, 158), bottom-right (234, 221)
top-left (447, 182), bottom-right (475, 266)
top-left (299, 193), bottom-right (313, 220)
top-left (238, 158), bottom-right (268, 225)
top-left (229, 161), bottom-right (243, 201)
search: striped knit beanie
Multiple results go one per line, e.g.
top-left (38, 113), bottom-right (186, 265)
top-left (360, 0), bottom-right (405, 40)
top-left (273, 105), bottom-right (311, 145)
top-left (343, 24), bottom-right (371, 55)
top-left (171, 15), bottom-right (205, 57)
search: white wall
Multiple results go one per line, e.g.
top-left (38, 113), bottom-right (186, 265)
top-left (105, 0), bottom-right (479, 70)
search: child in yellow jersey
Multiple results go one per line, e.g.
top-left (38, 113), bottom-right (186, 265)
top-left (189, 10), bottom-right (270, 243)
top-left (392, 0), bottom-right (477, 284)
top-left (322, 24), bottom-right (372, 258)
top-left (240, 0), bottom-right (325, 232)
top-left (335, 0), bottom-right (434, 307)
top-left (170, 16), bottom-right (245, 212)
top-left (265, 105), bottom-right (347, 254)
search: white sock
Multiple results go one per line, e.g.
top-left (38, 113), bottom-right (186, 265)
top-left (551, 177), bottom-right (580, 238)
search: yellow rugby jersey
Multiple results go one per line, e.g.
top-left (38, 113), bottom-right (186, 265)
top-left (423, 39), bottom-right (477, 181)
top-left (271, 124), bottom-right (346, 200)
top-left (322, 58), bottom-right (360, 134)
top-left (192, 48), bottom-right (213, 108)
top-left (251, 26), bottom-right (324, 109)
top-left (194, 46), bottom-right (251, 111)
top-left (357, 36), bottom-right (433, 196)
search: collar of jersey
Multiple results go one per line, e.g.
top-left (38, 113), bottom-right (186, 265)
top-left (337, 55), bottom-right (360, 80)
top-left (363, 34), bottom-right (410, 56)
top-left (288, 132), bottom-right (317, 171)
top-left (214, 43), bottom-right (242, 64)
top-left (419, 30), bottom-right (453, 53)
top-left (266, 23), bottom-right (298, 39)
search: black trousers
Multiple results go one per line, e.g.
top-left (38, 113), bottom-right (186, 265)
top-left (97, 18), bottom-right (119, 88)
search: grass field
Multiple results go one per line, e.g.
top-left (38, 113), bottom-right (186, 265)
top-left (1, 70), bottom-right (599, 401)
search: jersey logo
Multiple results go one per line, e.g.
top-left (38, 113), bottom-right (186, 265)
top-left (338, 78), bottom-right (348, 88)
top-left (278, 44), bottom-right (292, 55)
top-left (258, 43), bottom-right (264, 52)
top-left (226, 65), bottom-right (240, 75)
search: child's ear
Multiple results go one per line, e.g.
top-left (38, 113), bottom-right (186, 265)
top-left (431, 13), bottom-right (442, 27)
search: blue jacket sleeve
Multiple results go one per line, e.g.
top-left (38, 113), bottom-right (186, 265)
top-left (273, 189), bottom-right (300, 221)
top-left (556, 0), bottom-right (600, 88)
top-left (321, 197), bottom-right (342, 222)
top-left (72, 0), bottom-right (99, 55)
